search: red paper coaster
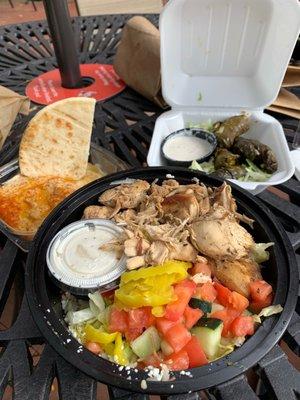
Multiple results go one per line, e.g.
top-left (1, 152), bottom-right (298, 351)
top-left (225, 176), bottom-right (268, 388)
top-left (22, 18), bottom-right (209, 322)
top-left (25, 64), bottom-right (126, 105)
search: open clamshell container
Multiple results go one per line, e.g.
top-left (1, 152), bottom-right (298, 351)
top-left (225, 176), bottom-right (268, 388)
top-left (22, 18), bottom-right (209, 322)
top-left (0, 143), bottom-right (128, 252)
top-left (147, 0), bottom-right (300, 194)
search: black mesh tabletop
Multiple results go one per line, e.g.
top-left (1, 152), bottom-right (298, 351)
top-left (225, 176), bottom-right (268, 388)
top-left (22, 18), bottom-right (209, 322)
top-left (0, 15), bottom-right (299, 400)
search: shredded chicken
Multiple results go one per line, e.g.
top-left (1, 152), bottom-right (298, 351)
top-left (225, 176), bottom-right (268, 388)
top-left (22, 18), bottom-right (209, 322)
top-left (83, 179), bottom-right (258, 297)
top-left (83, 205), bottom-right (113, 219)
top-left (98, 180), bottom-right (150, 212)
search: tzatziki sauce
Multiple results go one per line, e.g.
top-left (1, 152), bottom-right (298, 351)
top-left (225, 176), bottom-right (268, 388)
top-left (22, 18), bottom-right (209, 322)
top-left (163, 135), bottom-right (213, 162)
top-left (46, 220), bottom-right (126, 290)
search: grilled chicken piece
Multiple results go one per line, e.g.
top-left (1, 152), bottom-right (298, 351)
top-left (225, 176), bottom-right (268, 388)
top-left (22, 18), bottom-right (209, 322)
top-left (212, 258), bottom-right (262, 298)
top-left (162, 193), bottom-right (199, 222)
top-left (83, 205), bottom-right (114, 219)
top-left (98, 180), bottom-right (150, 210)
top-left (124, 238), bottom-right (150, 257)
top-left (169, 243), bottom-right (198, 263)
top-left (190, 206), bottom-right (254, 260)
top-left (212, 183), bottom-right (237, 213)
top-left (113, 209), bottom-right (137, 224)
top-left (126, 256), bottom-right (146, 270)
top-left (145, 241), bottom-right (197, 266)
top-left (147, 241), bottom-right (169, 265)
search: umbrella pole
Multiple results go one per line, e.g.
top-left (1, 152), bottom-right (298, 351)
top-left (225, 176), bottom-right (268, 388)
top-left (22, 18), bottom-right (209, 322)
top-left (42, 0), bottom-right (82, 88)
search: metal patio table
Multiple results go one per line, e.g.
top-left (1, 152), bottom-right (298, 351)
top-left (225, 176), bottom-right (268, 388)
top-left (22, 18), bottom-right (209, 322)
top-left (0, 15), bottom-right (299, 400)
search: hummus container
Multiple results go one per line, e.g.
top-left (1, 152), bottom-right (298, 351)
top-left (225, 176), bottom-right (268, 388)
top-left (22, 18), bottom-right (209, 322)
top-left (0, 143), bottom-right (128, 252)
top-left (147, 0), bottom-right (300, 195)
top-left (46, 219), bottom-right (126, 295)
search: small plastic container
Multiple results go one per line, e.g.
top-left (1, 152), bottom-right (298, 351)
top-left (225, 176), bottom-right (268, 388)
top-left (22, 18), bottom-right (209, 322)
top-left (147, 0), bottom-right (300, 194)
top-left (161, 128), bottom-right (217, 167)
top-left (46, 219), bottom-right (127, 295)
top-left (0, 143), bottom-right (128, 251)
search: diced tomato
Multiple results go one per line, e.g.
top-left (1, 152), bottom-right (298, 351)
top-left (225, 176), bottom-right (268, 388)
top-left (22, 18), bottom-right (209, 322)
top-left (211, 308), bottom-right (240, 337)
top-left (156, 318), bottom-right (178, 335)
top-left (184, 306), bottom-right (203, 329)
top-left (164, 279), bottom-right (196, 321)
top-left (184, 336), bottom-right (208, 368)
top-left (195, 282), bottom-right (217, 302)
top-left (191, 261), bottom-right (212, 277)
top-left (125, 307), bottom-right (155, 341)
top-left (230, 316), bottom-right (255, 337)
top-left (141, 352), bottom-right (163, 368)
top-left (164, 350), bottom-right (189, 371)
top-left (249, 280), bottom-right (273, 303)
top-left (108, 307), bottom-right (128, 333)
top-left (214, 282), bottom-right (232, 307)
top-left (86, 342), bottom-right (102, 354)
top-left (228, 291), bottom-right (249, 313)
top-left (250, 293), bottom-right (273, 313)
top-left (164, 323), bottom-right (192, 353)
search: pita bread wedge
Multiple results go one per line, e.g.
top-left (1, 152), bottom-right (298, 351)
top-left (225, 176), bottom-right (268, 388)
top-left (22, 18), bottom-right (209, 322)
top-left (19, 97), bottom-right (96, 180)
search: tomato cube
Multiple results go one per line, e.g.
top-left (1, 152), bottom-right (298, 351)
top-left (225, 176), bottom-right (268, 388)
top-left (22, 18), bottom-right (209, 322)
top-left (249, 280), bottom-right (273, 303)
top-left (250, 293), bottom-right (273, 314)
top-left (228, 291), bottom-right (249, 313)
top-left (164, 350), bottom-right (189, 371)
top-left (164, 323), bottom-right (192, 353)
top-left (108, 307), bottom-right (128, 333)
top-left (196, 283), bottom-right (217, 302)
top-left (164, 279), bottom-right (196, 321)
top-left (210, 308), bottom-right (240, 337)
top-left (231, 316), bottom-right (255, 337)
top-left (184, 336), bottom-right (208, 368)
top-left (156, 318), bottom-right (178, 335)
top-left (184, 306), bottom-right (203, 329)
top-left (214, 282), bottom-right (232, 307)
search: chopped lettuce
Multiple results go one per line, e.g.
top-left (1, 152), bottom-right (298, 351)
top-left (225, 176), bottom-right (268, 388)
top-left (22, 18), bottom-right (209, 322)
top-left (188, 120), bottom-right (214, 132)
top-left (252, 304), bottom-right (283, 323)
top-left (240, 159), bottom-right (272, 182)
top-left (88, 291), bottom-right (105, 316)
top-left (190, 159), bottom-right (215, 174)
top-left (250, 242), bottom-right (274, 264)
top-left (215, 337), bottom-right (246, 360)
top-left (65, 308), bottom-right (95, 325)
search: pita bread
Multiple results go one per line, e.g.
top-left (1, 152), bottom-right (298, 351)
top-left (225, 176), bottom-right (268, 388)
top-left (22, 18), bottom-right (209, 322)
top-left (19, 97), bottom-right (96, 180)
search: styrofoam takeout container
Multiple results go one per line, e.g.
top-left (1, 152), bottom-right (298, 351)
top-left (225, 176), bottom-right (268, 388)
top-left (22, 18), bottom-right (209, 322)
top-left (147, 0), bottom-right (300, 194)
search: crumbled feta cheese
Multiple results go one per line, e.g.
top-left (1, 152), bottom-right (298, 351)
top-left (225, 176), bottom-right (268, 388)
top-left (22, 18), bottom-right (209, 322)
top-left (191, 272), bottom-right (212, 284)
top-left (166, 174), bottom-right (175, 179)
top-left (118, 366), bottom-right (124, 371)
top-left (46, 309), bottom-right (50, 313)
top-left (141, 380), bottom-right (147, 389)
top-left (170, 384), bottom-right (174, 389)
top-left (66, 338), bottom-right (71, 343)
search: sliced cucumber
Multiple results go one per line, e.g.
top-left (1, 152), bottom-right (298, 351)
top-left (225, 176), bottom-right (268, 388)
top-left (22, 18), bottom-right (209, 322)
top-left (161, 340), bottom-right (174, 356)
top-left (189, 298), bottom-right (212, 313)
top-left (131, 326), bottom-right (161, 359)
top-left (191, 318), bottom-right (223, 359)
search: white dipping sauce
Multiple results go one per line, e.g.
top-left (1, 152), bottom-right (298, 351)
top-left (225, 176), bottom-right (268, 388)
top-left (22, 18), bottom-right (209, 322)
top-left (47, 220), bottom-right (126, 289)
top-left (163, 135), bottom-right (213, 162)
top-left (58, 227), bottom-right (118, 277)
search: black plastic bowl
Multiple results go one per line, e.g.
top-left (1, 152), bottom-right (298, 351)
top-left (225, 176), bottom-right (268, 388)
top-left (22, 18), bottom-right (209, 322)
top-left (161, 128), bottom-right (217, 167)
top-left (25, 167), bottom-right (298, 395)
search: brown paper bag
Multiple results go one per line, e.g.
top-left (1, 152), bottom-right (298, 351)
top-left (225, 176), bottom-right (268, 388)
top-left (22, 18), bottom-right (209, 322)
top-left (0, 86), bottom-right (30, 149)
top-left (114, 16), bottom-right (167, 108)
top-left (282, 66), bottom-right (300, 88)
top-left (267, 88), bottom-right (300, 119)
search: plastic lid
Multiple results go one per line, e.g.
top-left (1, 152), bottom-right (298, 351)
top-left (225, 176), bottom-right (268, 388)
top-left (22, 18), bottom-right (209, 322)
top-left (160, 0), bottom-right (300, 110)
top-left (46, 219), bottom-right (126, 290)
